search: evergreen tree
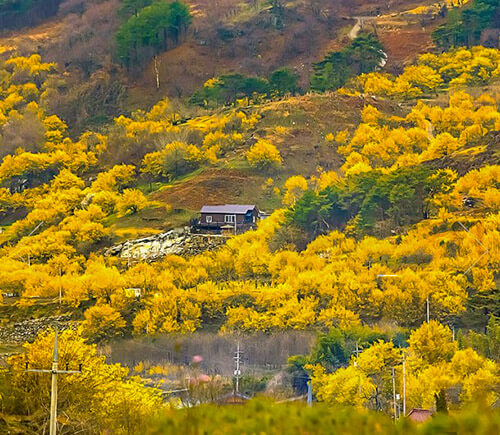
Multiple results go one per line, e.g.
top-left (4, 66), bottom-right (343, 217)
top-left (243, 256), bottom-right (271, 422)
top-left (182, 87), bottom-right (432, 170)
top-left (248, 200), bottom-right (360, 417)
top-left (269, 68), bottom-right (299, 96)
top-left (432, 0), bottom-right (500, 49)
top-left (116, 1), bottom-right (192, 68)
top-left (310, 34), bottom-right (385, 92)
top-left (120, 0), bottom-right (152, 18)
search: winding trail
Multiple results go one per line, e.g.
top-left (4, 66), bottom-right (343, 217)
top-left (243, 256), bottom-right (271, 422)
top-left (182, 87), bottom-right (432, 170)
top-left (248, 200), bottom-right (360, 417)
top-left (347, 16), bottom-right (388, 67)
top-left (348, 17), bottom-right (363, 39)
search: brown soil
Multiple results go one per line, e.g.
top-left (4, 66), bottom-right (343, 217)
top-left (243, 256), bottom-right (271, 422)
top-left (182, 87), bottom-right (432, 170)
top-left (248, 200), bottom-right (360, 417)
top-left (135, 0), bottom-right (430, 98)
top-left (377, 19), bottom-right (440, 70)
top-left (152, 168), bottom-right (267, 211)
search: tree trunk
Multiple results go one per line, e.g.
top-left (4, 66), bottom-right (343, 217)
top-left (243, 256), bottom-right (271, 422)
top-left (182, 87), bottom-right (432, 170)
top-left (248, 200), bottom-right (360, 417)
top-left (154, 55), bottom-right (161, 90)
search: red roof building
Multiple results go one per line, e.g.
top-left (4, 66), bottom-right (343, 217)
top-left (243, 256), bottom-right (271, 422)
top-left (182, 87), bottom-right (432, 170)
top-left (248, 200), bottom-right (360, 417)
top-left (407, 408), bottom-right (433, 423)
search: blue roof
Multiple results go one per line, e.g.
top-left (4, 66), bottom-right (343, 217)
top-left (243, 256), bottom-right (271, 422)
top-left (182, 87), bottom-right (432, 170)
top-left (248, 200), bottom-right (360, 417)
top-left (200, 204), bottom-right (256, 214)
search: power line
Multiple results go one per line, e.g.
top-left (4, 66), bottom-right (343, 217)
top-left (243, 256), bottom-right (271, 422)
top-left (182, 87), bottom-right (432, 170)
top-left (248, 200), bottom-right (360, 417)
top-left (27, 220), bottom-right (45, 237)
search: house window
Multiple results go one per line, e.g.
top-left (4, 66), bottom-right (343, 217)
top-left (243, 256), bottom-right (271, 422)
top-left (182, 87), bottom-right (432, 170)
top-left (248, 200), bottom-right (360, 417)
top-left (225, 214), bottom-right (236, 223)
top-left (206, 216), bottom-right (212, 223)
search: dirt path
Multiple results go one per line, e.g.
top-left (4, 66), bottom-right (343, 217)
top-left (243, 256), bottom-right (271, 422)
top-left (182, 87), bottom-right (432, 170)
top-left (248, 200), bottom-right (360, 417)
top-left (348, 16), bottom-right (378, 40)
top-left (349, 17), bottom-right (363, 39)
top-left (347, 16), bottom-right (388, 66)
top-left (348, 0), bottom-right (427, 40)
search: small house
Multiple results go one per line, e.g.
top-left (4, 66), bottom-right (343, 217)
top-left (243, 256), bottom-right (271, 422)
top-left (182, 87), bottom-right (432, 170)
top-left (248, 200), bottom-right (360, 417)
top-left (407, 408), bottom-right (433, 423)
top-left (216, 391), bottom-right (250, 405)
top-left (196, 204), bottom-right (259, 233)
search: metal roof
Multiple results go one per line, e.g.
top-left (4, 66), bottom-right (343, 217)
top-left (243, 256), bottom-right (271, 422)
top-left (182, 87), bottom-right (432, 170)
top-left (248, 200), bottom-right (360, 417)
top-left (200, 204), bottom-right (256, 214)
top-left (407, 409), bottom-right (433, 422)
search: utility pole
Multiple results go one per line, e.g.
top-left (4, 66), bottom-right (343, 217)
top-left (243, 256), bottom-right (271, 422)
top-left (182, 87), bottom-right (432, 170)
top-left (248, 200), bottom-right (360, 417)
top-left (391, 367), bottom-right (397, 421)
top-left (58, 267), bottom-right (62, 306)
top-left (352, 342), bottom-right (363, 398)
top-left (402, 352), bottom-right (406, 416)
top-left (426, 295), bottom-right (430, 323)
top-left (233, 342), bottom-right (242, 394)
top-left (354, 341), bottom-right (361, 358)
top-left (26, 330), bottom-right (81, 435)
top-left (307, 378), bottom-right (312, 407)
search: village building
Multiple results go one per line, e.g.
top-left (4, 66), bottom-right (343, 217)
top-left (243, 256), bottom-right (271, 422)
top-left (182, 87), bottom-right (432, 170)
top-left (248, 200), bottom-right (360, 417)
top-left (195, 204), bottom-right (260, 233)
top-left (216, 391), bottom-right (250, 405)
top-left (407, 408), bottom-right (433, 423)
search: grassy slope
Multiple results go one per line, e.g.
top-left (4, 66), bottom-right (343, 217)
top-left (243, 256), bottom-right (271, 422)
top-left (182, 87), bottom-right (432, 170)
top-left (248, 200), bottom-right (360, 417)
top-left (130, 93), bottom-right (387, 229)
top-left (119, 80), bottom-right (499, 236)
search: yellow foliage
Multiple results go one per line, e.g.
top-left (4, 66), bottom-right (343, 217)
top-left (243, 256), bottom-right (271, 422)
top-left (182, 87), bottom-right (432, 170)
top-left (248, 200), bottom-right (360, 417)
top-left (283, 175), bottom-right (308, 206)
top-left (409, 320), bottom-right (458, 364)
top-left (310, 364), bottom-right (374, 407)
top-left (80, 304), bottom-right (126, 341)
top-left (349, 47), bottom-right (499, 99)
top-left (246, 139), bottom-right (282, 170)
top-left (8, 329), bottom-right (162, 433)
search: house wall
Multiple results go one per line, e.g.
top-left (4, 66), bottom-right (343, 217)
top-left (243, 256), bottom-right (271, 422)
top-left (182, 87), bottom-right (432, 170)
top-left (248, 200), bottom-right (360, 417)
top-left (200, 209), bottom-right (258, 225)
top-left (201, 212), bottom-right (238, 224)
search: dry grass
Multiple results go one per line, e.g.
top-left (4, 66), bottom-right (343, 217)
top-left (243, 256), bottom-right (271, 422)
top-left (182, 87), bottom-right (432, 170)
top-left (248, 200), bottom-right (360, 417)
top-left (152, 168), bottom-right (268, 211)
top-left (146, 92), bottom-right (385, 219)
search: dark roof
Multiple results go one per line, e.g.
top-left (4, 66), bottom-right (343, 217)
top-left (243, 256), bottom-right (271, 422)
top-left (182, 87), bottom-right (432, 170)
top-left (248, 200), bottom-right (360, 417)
top-left (217, 392), bottom-right (250, 405)
top-left (200, 205), bottom-right (256, 214)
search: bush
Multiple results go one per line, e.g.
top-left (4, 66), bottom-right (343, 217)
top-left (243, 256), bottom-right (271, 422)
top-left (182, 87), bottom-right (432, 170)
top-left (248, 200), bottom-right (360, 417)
top-left (246, 139), bottom-right (282, 171)
top-left (190, 68), bottom-right (299, 107)
top-left (81, 303), bottom-right (127, 342)
top-left (146, 399), bottom-right (500, 434)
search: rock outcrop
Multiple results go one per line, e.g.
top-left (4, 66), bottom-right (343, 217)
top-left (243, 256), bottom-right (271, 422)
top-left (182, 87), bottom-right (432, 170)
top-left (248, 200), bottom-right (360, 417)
top-left (105, 228), bottom-right (228, 261)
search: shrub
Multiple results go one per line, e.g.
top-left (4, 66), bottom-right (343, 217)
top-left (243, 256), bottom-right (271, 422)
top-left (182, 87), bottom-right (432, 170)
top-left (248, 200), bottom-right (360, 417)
top-left (246, 139), bottom-right (282, 171)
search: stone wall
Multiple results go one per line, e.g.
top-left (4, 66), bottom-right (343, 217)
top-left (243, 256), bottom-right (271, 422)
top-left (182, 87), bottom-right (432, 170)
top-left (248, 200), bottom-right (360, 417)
top-left (0, 315), bottom-right (75, 344)
top-left (104, 228), bottom-right (228, 261)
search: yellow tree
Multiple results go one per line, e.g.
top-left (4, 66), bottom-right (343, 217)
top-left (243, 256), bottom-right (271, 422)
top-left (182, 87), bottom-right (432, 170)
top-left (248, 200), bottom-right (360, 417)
top-left (8, 329), bottom-right (162, 433)
top-left (309, 365), bottom-right (374, 408)
top-left (283, 175), bottom-right (308, 206)
top-left (80, 304), bottom-right (127, 342)
top-left (246, 139), bottom-right (282, 171)
top-left (408, 320), bottom-right (457, 364)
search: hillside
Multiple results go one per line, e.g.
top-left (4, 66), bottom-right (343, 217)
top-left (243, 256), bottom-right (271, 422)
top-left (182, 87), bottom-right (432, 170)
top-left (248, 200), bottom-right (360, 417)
top-left (0, 0), bottom-right (499, 433)
top-left (0, 44), bottom-right (497, 315)
top-left (0, 0), bottom-right (446, 129)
